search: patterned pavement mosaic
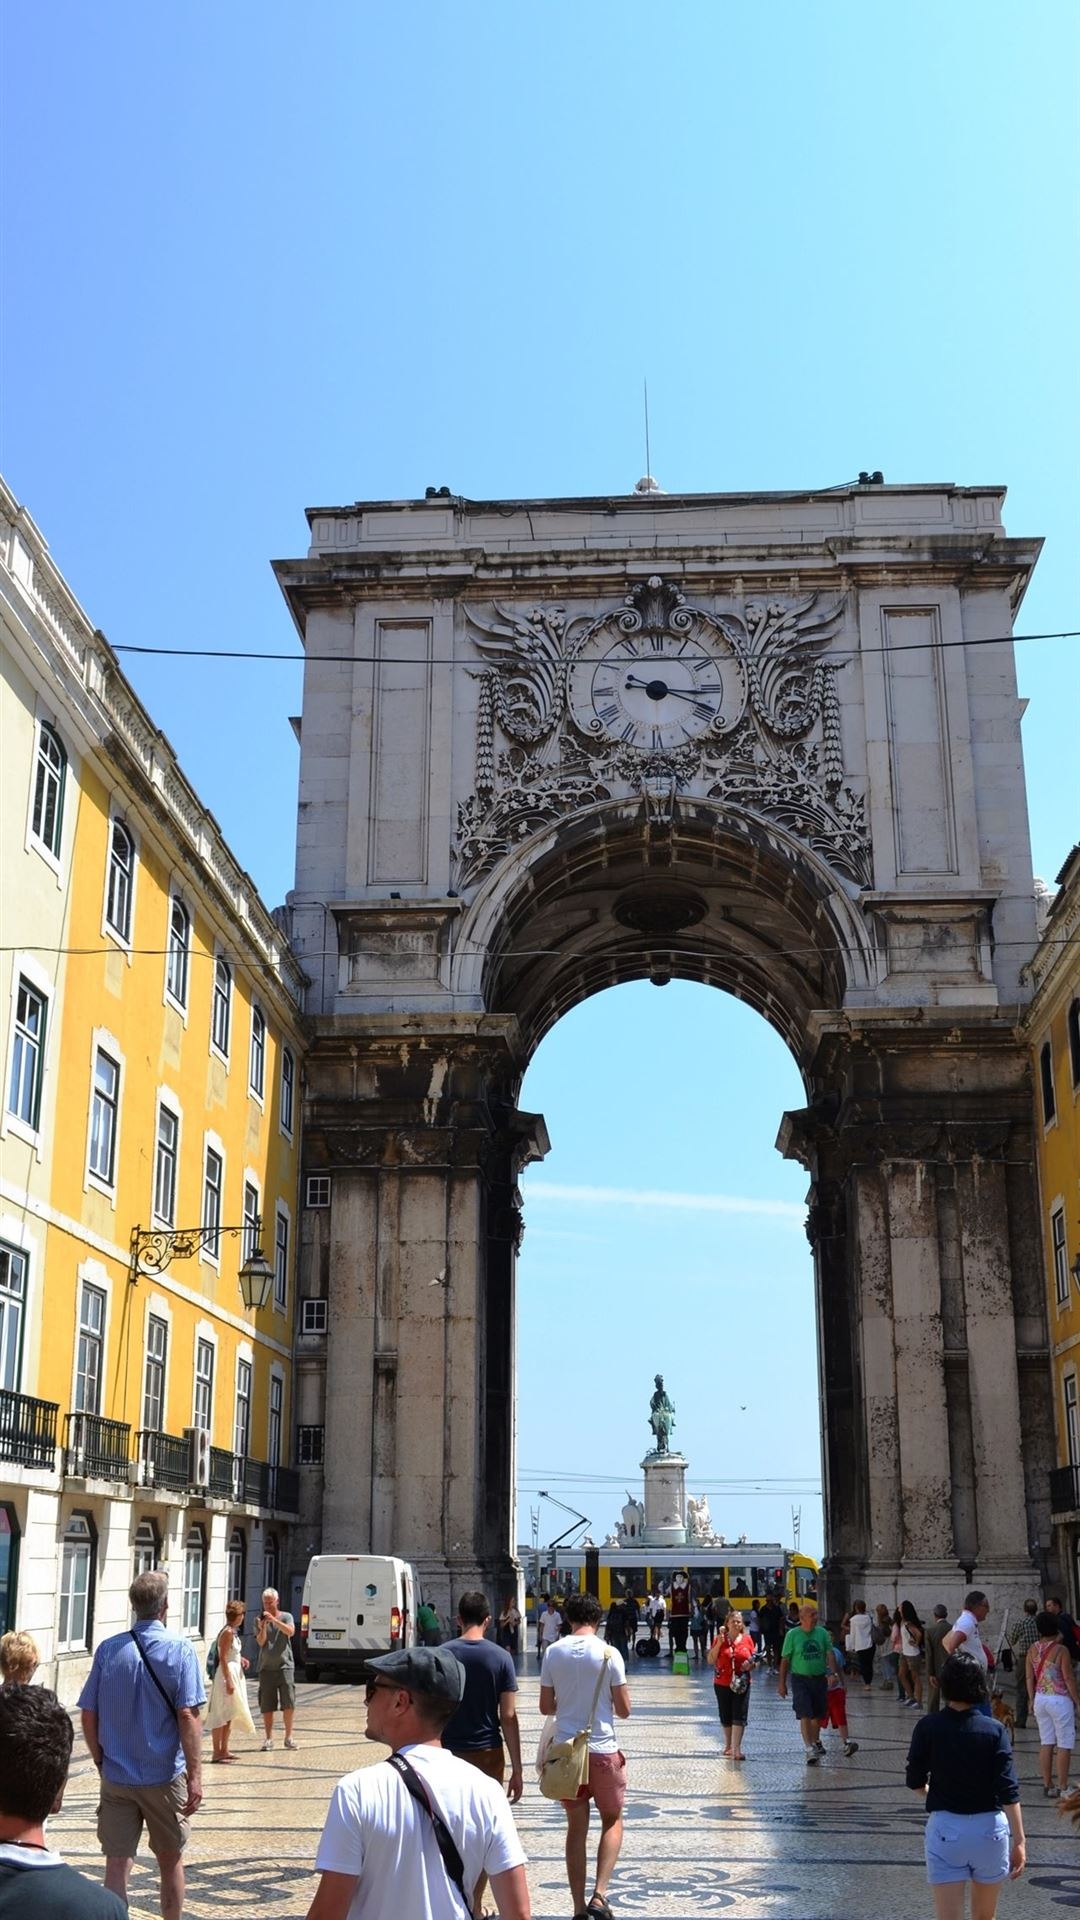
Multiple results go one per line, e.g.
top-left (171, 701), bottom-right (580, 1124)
top-left (53, 1655), bottom-right (1079, 1917)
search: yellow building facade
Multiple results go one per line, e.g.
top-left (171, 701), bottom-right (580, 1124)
top-left (1029, 847), bottom-right (1080, 1601)
top-left (0, 478), bottom-right (308, 1701)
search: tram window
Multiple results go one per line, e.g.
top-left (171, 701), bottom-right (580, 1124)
top-left (610, 1566), bottom-right (647, 1600)
top-left (796, 1568), bottom-right (818, 1599)
top-left (727, 1568), bottom-right (752, 1599)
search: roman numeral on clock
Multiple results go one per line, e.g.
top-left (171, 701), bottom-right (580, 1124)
top-left (620, 720), bottom-right (638, 743)
top-left (596, 702), bottom-right (619, 726)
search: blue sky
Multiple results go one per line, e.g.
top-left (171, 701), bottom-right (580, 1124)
top-left (3, 3), bottom-right (1077, 1560)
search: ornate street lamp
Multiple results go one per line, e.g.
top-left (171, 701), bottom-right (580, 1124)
top-left (129, 1219), bottom-right (275, 1312)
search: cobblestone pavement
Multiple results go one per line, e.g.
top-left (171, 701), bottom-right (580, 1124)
top-left (54, 1659), bottom-right (1079, 1917)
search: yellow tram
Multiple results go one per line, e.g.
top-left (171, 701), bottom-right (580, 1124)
top-left (529, 1544), bottom-right (819, 1613)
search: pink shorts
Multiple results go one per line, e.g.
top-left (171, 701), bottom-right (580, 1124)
top-left (564, 1750), bottom-right (627, 1814)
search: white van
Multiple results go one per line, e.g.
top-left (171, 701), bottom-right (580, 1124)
top-left (299, 1555), bottom-right (418, 1680)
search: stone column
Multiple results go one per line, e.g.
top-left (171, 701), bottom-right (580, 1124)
top-left (305, 1015), bottom-right (547, 1618)
top-left (641, 1453), bottom-right (688, 1547)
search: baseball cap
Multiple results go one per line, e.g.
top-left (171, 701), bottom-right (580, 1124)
top-left (364, 1646), bottom-right (466, 1701)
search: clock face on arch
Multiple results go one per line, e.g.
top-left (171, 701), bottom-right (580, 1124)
top-left (567, 622), bottom-right (746, 752)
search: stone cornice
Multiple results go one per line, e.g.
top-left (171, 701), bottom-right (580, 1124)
top-left (0, 475), bottom-right (307, 1009)
top-left (1024, 860), bottom-right (1080, 1019)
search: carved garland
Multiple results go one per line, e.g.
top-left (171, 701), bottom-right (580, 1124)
top-left (454, 577), bottom-right (871, 888)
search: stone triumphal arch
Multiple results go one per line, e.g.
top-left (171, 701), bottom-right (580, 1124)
top-left (278, 482), bottom-right (1052, 1617)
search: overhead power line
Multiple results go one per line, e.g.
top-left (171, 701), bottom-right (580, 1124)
top-left (109, 626), bottom-right (1079, 667)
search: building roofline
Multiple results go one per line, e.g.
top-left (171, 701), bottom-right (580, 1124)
top-left (302, 480), bottom-right (1007, 522)
top-left (0, 474), bottom-right (307, 1009)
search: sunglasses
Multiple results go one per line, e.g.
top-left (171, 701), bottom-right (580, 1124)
top-left (364, 1678), bottom-right (402, 1701)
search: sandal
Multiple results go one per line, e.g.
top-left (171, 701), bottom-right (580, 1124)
top-left (587, 1901), bottom-right (614, 1920)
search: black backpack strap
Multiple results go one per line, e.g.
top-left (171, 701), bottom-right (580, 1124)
top-left (129, 1630), bottom-right (178, 1720)
top-left (387, 1753), bottom-right (473, 1918)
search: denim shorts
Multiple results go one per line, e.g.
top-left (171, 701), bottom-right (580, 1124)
top-left (791, 1673), bottom-right (828, 1721)
top-left (925, 1810), bottom-right (1009, 1885)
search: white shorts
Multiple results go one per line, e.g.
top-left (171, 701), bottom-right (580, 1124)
top-left (1034, 1691), bottom-right (1076, 1750)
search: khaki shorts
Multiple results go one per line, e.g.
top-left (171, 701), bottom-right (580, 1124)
top-left (258, 1668), bottom-right (297, 1713)
top-left (450, 1746), bottom-right (505, 1785)
top-left (97, 1775), bottom-right (189, 1859)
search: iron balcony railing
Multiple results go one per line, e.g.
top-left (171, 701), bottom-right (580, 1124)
top-left (207, 1449), bottom-right (300, 1514)
top-left (1050, 1464), bottom-right (1080, 1517)
top-left (0, 1388), bottom-right (59, 1470)
top-left (63, 1411), bottom-right (131, 1481)
top-left (137, 1428), bottom-right (189, 1491)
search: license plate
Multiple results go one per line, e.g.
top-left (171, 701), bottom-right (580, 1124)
top-left (313, 1630), bottom-right (344, 1640)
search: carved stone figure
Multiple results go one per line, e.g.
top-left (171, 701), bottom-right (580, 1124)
top-left (687, 1494), bottom-right (715, 1544)
top-left (648, 1373), bottom-right (676, 1453)
top-left (618, 1494), bottom-right (644, 1543)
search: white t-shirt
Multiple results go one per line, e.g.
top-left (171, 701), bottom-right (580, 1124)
top-left (951, 1609), bottom-right (988, 1669)
top-left (541, 1631), bottom-right (627, 1754)
top-left (314, 1743), bottom-right (526, 1920)
top-left (846, 1612), bottom-right (874, 1653)
top-left (540, 1607), bottom-right (561, 1646)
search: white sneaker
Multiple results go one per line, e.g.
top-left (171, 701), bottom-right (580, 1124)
top-left (261, 1738), bottom-right (274, 1751)
top-left (805, 1747), bottom-right (819, 1765)
top-left (284, 1738), bottom-right (298, 1750)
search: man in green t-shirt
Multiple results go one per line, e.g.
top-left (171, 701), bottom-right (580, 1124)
top-left (778, 1603), bottom-right (838, 1764)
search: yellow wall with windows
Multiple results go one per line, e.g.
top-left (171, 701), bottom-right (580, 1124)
top-left (40, 747), bottom-right (304, 1459)
top-left (1028, 851), bottom-right (1080, 1468)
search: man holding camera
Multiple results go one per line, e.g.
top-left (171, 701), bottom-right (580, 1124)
top-left (256, 1588), bottom-right (297, 1751)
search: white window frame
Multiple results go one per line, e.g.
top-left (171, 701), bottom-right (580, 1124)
top-left (28, 717), bottom-right (67, 872)
top-left (192, 1321), bottom-right (217, 1435)
top-left (182, 1522), bottom-right (207, 1635)
top-left (74, 1276), bottom-right (108, 1416)
top-left (103, 815), bottom-right (137, 953)
top-left (210, 952), bottom-right (232, 1063)
top-left (233, 1344), bottom-right (253, 1461)
top-left (280, 1046), bottom-right (295, 1140)
top-left (142, 1311), bottom-right (169, 1433)
top-left (1053, 1203), bottom-right (1070, 1307)
top-left (241, 1173), bottom-right (261, 1264)
top-left (68, 1260), bottom-right (112, 1419)
top-left (86, 1034), bottom-right (123, 1197)
top-left (249, 1001), bottom-right (266, 1103)
top-left (58, 1511), bottom-right (95, 1652)
top-left (300, 1298), bottom-right (328, 1336)
top-left (1066, 1372), bottom-right (1080, 1470)
top-left (164, 893), bottom-right (192, 1018)
top-left (227, 1525), bottom-right (246, 1601)
top-left (305, 1175), bottom-right (331, 1210)
top-left (132, 1516), bottom-right (160, 1579)
top-left (200, 1134), bottom-right (225, 1269)
top-left (152, 1090), bottom-right (182, 1228)
top-left (0, 1239), bottom-right (29, 1393)
top-left (268, 1366), bottom-right (284, 1468)
top-left (273, 1203), bottom-right (290, 1314)
top-left (4, 964), bottom-right (50, 1148)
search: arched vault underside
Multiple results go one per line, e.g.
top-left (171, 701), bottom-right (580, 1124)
top-left (455, 797), bottom-right (878, 1070)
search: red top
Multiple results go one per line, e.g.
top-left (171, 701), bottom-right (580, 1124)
top-left (712, 1631), bottom-right (755, 1687)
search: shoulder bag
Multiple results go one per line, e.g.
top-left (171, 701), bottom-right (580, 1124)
top-left (539, 1646), bottom-right (611, 1801)
top-left (388, 1753), bottom-right (472, 1918)
top-left (129, 1630), bottom-right (177, 1719)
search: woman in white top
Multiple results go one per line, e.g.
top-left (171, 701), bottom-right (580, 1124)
top-left (208, 1599), bottom-right (256, 1759)
top-left (845, 1601), bottom-right (875, 1690)
top-left (898, 1600), bottom-right (925, 1708)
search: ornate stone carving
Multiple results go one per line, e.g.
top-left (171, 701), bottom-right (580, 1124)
top-left (455, 578), bottom-right (870, 888)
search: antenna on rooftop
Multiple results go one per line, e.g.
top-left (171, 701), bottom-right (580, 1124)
top-left (633, 377), bottom-right (664, 495)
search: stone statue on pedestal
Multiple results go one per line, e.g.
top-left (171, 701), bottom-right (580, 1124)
top-left (648, 1373), bottom-right (676, 1454)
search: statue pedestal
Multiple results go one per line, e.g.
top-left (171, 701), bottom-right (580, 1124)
top-left (640, 1451), bottom-right (688, 1548)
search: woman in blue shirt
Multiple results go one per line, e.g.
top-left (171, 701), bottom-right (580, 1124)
top-left (905, 1654), bottom-right (1025, 1918)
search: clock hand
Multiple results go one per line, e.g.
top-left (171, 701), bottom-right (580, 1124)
top-left (623, 675), bottom-right (722, 706)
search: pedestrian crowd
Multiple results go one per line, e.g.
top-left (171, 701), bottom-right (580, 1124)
top-left (4, 1576), bottom-right (1079, 1919)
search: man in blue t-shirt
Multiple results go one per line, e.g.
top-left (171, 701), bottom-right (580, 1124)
top-left (0, 1685), bottom-right (125, 1916)
top-left (441, 1591), bottom-right (522, 1919)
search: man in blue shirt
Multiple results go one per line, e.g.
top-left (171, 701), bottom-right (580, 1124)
top-left (78, 1569), bottom-right (205, 1920)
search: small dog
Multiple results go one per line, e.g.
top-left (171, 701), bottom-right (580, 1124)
top-left (990, 1690), bottom-right (1016, 1736)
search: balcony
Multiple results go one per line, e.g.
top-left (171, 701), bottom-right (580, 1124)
top-left (63, 1411), bottom-right (131, 1481)
top-left (1050, 1464), bottom-right (1080, 1519)
top-left (137, 1428), bottom-right (190, 1491)
top-left (209, 1445), bottom-right (241, 1501)
top-left (0, 1389), bottom-right (59, 1470)
top-left (208, 1449), bottom-right (299, 1514)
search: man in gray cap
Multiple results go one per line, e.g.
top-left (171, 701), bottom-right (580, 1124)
top-left (305, 1646), bottom-right (530, 1919)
